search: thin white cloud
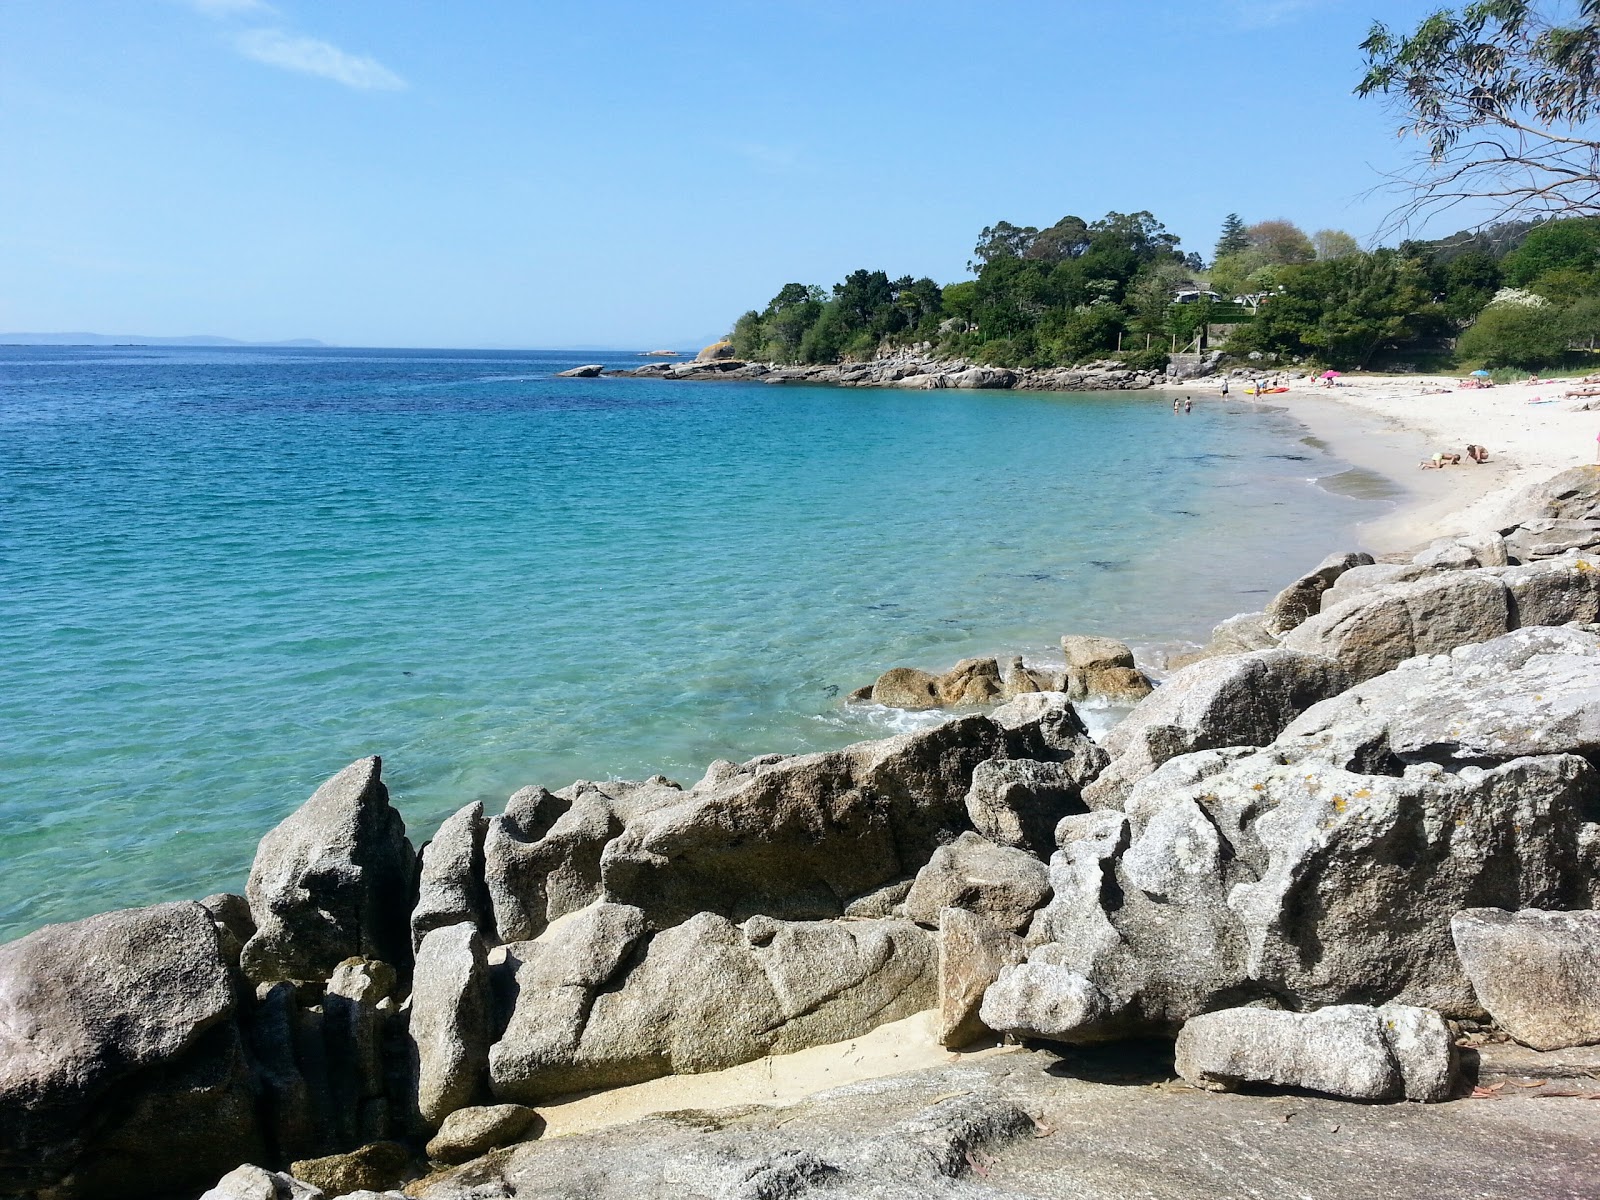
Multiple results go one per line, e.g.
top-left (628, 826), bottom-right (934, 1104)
top-left (185, 0), bottom-right (277, 17)
top-left (1231, 0), bottom-right (1325, 28)
top-left (233, 28), bottom-right (406, 91)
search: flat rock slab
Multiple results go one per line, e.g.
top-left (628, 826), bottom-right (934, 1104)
top-left (409, 1047), bottom-right (1600, 1199)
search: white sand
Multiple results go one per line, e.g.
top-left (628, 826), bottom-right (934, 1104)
top-left (533, 1010), bottom-right (1019, 1140)
top-left (1233, 374), bottom-right (1600, 552)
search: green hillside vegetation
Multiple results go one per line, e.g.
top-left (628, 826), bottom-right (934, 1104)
top-left (727, 212), bottom-right (1600, 373)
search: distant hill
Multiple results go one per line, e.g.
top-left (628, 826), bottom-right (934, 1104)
top-left (0, 332), bottom-right (329, 347)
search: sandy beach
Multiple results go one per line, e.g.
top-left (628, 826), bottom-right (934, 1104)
top-left (1258, 373), bottom-right (1600, 553)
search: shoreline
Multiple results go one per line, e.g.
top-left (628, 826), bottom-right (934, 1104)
top-left (1185, 374), bottom-right (1600, 555)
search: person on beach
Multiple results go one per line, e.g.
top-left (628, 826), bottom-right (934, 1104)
top-left (1466, 444), bottom-right (1490, 463)
top-left (1173, 397), bottom-right (1181, 413)
top-left (1221, 378), bottom-right (1230, 397)
top-left (1184, 397), bottom-right (1193, 413)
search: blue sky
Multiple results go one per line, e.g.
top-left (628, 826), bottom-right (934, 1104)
top-left (1, 0), bottom-right (1470, 348)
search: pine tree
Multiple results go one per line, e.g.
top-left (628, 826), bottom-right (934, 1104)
top-left (1214, 213), bottom-right (1249, 262)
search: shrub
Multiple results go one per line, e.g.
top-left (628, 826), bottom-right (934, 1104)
top-left (1457, 302), bottom-right (1570, 369)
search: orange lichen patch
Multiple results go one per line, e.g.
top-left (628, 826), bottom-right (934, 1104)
top-left (1331, 795), bottom-right (1348, 814)
top-left (1354, 788), bottom-right (1372, 799)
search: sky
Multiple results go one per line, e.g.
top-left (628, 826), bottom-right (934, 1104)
top-left (0, 0), bottom-right (1478, 348)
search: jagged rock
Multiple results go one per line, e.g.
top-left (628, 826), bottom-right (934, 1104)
top-left (1280, 572), bottom-right (1512, 683)
top-left (1504, 517), bottom-right (1600, 561)
top-left (408, 923), bottom-right (491, 1127)
top-left (1002, 729), bottom-right (1599, 1046)
top-left (1274, 625), bottom-right (1600, 774)
top-left (0, 901), bottom-right (258, 1200)
top-left (199, 1166), bottom-right (324, 1200)
top-left (987, 691), bottom-right (1097, 759)
top-left (289, 1141), bottom-right (411, 1196)
top-left (1452, 908), bottom-right (1600, 1050)
top-left (1082, 649), bottom-right (1350, 809)
top-left (964, 755), bottom-right (1102, 856)
top-left (599, 716), bottom-right (1016, 927)
top-left (1263, 551), bottom-right (1374, 635)
top-left (327, 957), bottom-right (396, 1006)
top-left (1174, 1003), bottom-right (1456, 1102)
top-left (938, 909), bottom-right (1026, 1048)
top-left (490, 913), bottom-right (935, 1102)
top-left (1496, 463), bottom-right (1600, 525)
top-left (1060, 635), bottom-right (1136, 673)
top-left (1228, 754), bottom-right (1598, 1015)
top-left (426, 1103), bottom-right (544, 1164)
top-left (241, 757), bottom-right (414, 986)
top-left (1487, 553), bottom-right (1600, 627)
top-left (554, 364), bottom-right (604, 378)
top-left (902, 832), bottom-right (1051, 934)
top-left (412, 801), bottom-right (489, 950)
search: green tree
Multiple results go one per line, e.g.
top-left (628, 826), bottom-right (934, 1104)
top-left (1438, 251), bottom-right (1502, 323)
top-left (969, 221), bottom-right (1038, 272)
top-left (1026, 215), bottom-right (1091, 263)
top-left (1566, 294), bottom-right (1600, 348)
top-left (1457, 298), bottom-right (1571, 368)
top-left (1214, 213), bottom-right (1250, 261)
top-left (729, 310), bottom-right (764, 359)
top-left (1228, 251), bottom-right (1427, 368)
top-left (1502, 218), bottom-right (1600, 284)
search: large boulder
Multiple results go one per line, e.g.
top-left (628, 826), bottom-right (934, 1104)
top-left (1496, 463), bottom-right (1600, 526)
top-left (1487, 553), bottom-right (1600, 627)
top-left (0, 902), bottom-right (258, 1199)
top-left (1263, 551), bottom-right (1373, 635)
top-left (1504, 517), bottom-right (1600, 562)
top-left (901, 832), bottom-right (1050, 935)
top-left (1083, 649), bottom-right (1351, 809)
top-left (241, 757), bottom-right (415, 986)
top-left (426, 1103), bottom-right (543, 1164)
top-left (1451, 908), bottom-right (1600, 1051)
top-left (490, 913), bottom-right (935, 1102)
top-left (411, 801), bottom-right (489, 950)
top-left (599, 716), bottom-right (1019, 928)
top-left (406, 923), bottom-right (491, 1127)
top-left (1175, 1004), bottom-right (1456, 1102)
top-left (199, 1166), bottom-right (323, 1200)
top-left (1274, 625), bottom-right (1600, 774)
top-left (1280, 572), bottom-right (1512, 683)
top-left (868, 658), bottom-right (1006, 709)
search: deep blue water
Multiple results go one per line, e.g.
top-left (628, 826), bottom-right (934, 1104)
top-left (0, 345), bottom-right (1386, 940)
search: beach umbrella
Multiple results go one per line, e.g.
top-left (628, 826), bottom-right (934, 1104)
top-left (1471, 369), bottom-right (1491, 377)
top-left (1322, 370), bottom-right (1341, 378)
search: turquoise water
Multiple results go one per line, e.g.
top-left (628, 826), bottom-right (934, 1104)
top-left (0, 346), bottom-right (1387, 941)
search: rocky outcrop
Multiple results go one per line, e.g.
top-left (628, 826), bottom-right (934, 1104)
top-left (289, 1141), bottom-right (411, 1195)
top-left (870, 658), bottom-right (1006, 709)
top-left (554, 364), bottom-right (604, 378)
top-left (199, 1165), bottom-right (322, 1200)
top-left (1263, 551), bottom-right (1374, 635)
top-left (1059, 635), bottom-right (1152, 702)
top-left (0, 901), bottom-right (258, 1199)
top-left (241, 757), bottom-right (414, 986)
top-left (1451, 908), bottom-right (1600, 1051)
top-left (1280, 571), bottom-right (1513, 683)
top-left (695, 339), bottom-right (736, 361)
top-left (597, 716), bottom-right (1025, 928)
top-left (1083, 648), bottom-right (1351, 809)
top-left (902, 832), bottom-right (1050, 934)
top-left (1504, 518), bottom-right (1600, 562)
top-left (1174, 1004), bottom-right (1456, 1102)
top-left (489, 910), bottom-right (935, 1101)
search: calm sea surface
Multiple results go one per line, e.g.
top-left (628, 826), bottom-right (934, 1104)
top-left (0, 346), bottom-right (1390, 940)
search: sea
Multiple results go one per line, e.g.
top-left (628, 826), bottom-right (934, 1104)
top-left (0, 345), bottom-right (1396, 942)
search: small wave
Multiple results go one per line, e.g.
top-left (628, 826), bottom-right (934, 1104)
top-left (812, 704), bottom-right (955, 737)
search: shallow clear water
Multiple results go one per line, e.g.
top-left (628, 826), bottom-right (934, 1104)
top-left (0, 346), bottom-right (1387, 940)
